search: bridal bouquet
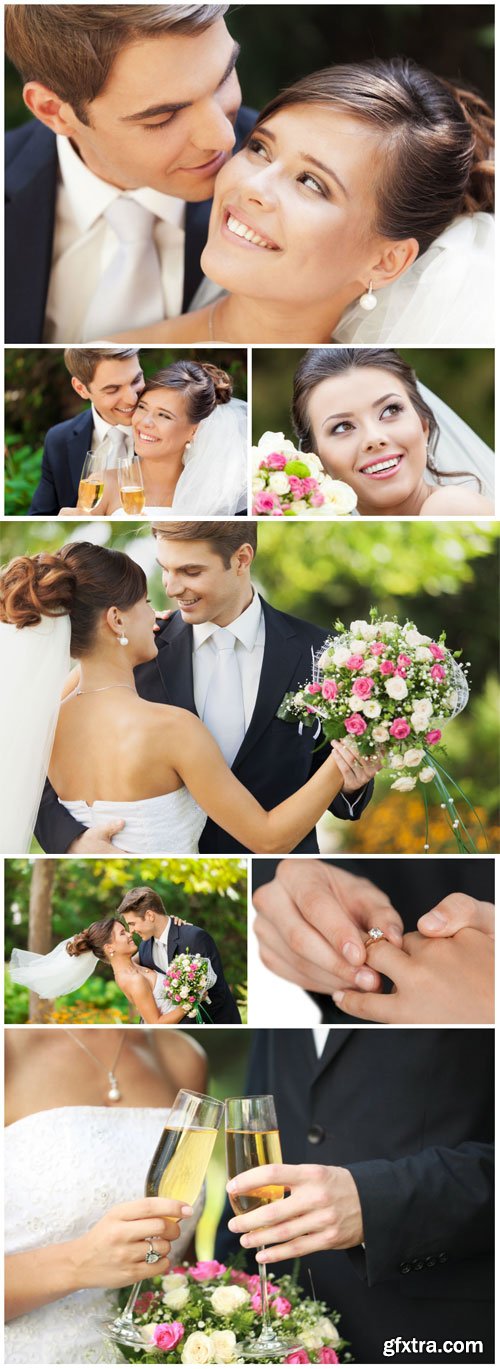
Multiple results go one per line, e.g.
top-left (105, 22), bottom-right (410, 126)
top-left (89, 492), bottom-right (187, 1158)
top-left (252, 432), bottom-right (357, 517)
top-left (278, 610), bottom-right (483, 852)
top-left (117, 1260), bottom-right (350, 1363)
top-left (162, 952), bottom-right (215, 1024)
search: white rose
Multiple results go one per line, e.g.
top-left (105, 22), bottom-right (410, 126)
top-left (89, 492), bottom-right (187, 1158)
top-left (321, 478), bottom-right (358, 514)
top-left (268, 472), bottom-right (291, 496)
top-left (290, 499), bottom-right (308, 515)
top-left (332, 646), bottom-right (352, 667)
top-left (254, 431), bottom-right (296, 458)
top-left (301, 1330), bottom-right (324, 1351)
top-left (210, 1286), bottom-right (250, 1316)
top-left (372, 724), bottom-right (390, 742)
top-left (348, 638), bottom-right (368, 654)
top-left (349, 619), bottom-right (370, 636)
top-left (362, 699), bottom-right (381, 717)
top-left (179, 986), bottom-right (189, 998)
top-left (302, 449), bottom-right (323, 471)
top-left (419, 767), bottom-right (436, 783)
top-left (403, 627), bottom-right (431, 647)
top-left (390, 754), bottom-right (405, 769)
top-left (415, 646), bottom-right (432, 662)
top-left (377, 621), bottom-right (399, 636)
top-left (181, 1332), bottom-right (214, 1364)
top-left (252, 475), bottom-right (266, 493)
top-left (403, 748), bottom-right (425, 767)
top-left (348, 696), bottom-right (365, 712)
top-left (163, 1287), bottom-right (190, 1311)
top-left (162, 1273), bottom-right (188, 1291)
top-left (209, 1330), bottom-right (238, 1363)
top-left (315, 1317), bottom-right (341, 1345)
top-left (411, 715), bottom-right (429, 733)
top-left (318, 648), bottom-right (335, 669)
top-left (293, 691), bottom-right (307, 705)
top-left (384, 676), bottom-right (408, 700)
top-left (139, 1324), bottom-right (158, 1345)
top-left (391, 776), bottom-right (417, 791)
top-left (448, 689), bottom-right (458, 710)
top-left (360, 657), bottom-right (378, 673)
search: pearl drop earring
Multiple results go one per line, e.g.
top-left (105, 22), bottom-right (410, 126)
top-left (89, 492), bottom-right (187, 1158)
top-left (118, 634), bottom-right (128, 646)
top-left (359, 281), bottom-right (377, 312)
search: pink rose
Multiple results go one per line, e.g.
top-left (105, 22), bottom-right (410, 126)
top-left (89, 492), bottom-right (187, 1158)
top-left (285, 1353), bottom-right (310, 1364)
top-left (135, 1291), bottom-right (157, 1315)
top-left (310, 491), bottom-right (325, 507)
top-left (307, 683), bottom-right (323, 695)
top-left (288, 476), bottom-right (304, 494)
top-left (188, 1260), bottom-right (226, 1281)
top-left (251, 1292), bottom-right (263, 1312)
top-left (344, 714), bottom-right (367, 735)
top-left (429, 643), bottom-right (446, 660)
top-left (253, 491), bottom-right (280, 515)
top-left (322, 679), bottom-right (338, 701)
top-left (395, 668), bottom-right (407, 678)
top-left (369, 641), bottom-right (386, 656)
top-left (319, 1350), bottom-right (339, 1363)
top-left (352, 676), bottom-right (374, 699)
top-left (380, 660), bottom-right (395, 676)
top-left (430, 664), bottom-right (446, 681)
top-left (346, 654), bottom-right (365, 670)
top-left (271, 507), bottom-right (285, 516)
top-left (425, 729), bottom-right (442, 744)
top-left (272, 1296), bottom-right (292, 1317)
top-left (302, 476), bottom-right (319, 494)
top-left (230, 1270), bottom-right (250, 1285)
top-left (265, 452), bottom-right (287, 470)
top-left (397, 653), bottom-right (412, 668)
top-left (153, 1323), bottom-right (185, 1351)
top-left (389, 718), bottom-right (411, 739)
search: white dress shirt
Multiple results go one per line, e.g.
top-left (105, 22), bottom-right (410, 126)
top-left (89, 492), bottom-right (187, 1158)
top-left (90, 404), bottom-right (135, 457)
top-left (192, 591), bottom-right (265, 736)
top-left (44, 136), bottom-right (186, 341)
top-left (151, 920), bottom-right (172, 974)
top-left (312, 1026), bottom-right (330, 1057)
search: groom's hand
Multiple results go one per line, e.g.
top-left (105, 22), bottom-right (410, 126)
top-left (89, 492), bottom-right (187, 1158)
top-left (227, 1164), bottom-right (363, 1262)
top-left (253, 860), bottom-right (403, 997)
top-left (68, 820), bottom-right (127, 854)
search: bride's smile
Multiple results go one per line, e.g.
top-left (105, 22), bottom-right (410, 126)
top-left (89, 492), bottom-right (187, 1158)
top-left (132, 389), bottom-right (197, 463)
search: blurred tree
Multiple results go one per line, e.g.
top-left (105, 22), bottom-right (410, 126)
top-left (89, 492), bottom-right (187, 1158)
top-left (27, 860), bottom-right (55, 1023)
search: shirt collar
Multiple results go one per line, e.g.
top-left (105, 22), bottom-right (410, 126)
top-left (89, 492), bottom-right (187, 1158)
top-left (91, 404), bottom-right (134, 443)
top-left (192, 591), bottom-right (264, 653)
top-left (57, 134), bottom-right (186, 233)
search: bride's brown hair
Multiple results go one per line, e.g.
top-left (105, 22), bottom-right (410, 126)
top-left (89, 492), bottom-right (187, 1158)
top-left (144, 361), bottom-right (232, 422)
top-left (0, 542), bottom-right (147, 655)
top-left (255, 57), bottom-right (494, 256)
top-left (67, 917), bottom-right (127, 961)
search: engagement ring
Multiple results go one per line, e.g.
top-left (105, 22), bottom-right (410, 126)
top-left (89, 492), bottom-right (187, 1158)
top-left (364, 927), bottom-right (387, 948)
top-left (145, 1237), bottom-right (161, 1264)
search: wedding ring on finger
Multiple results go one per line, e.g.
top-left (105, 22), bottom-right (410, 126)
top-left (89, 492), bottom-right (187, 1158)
top-left (364, 927), bottom-right (387, 950)
top-left (145, 1236), bottom-right (162, 1264)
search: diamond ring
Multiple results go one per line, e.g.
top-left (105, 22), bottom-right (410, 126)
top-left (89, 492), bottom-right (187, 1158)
top-left (364, 927), bottom-right (387, 949)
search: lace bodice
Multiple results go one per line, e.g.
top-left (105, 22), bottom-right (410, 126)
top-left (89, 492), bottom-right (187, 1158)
top-left (59, 788), bottom-right (206, 854)
top-left (5, 1107), bottom-right (203, 1364)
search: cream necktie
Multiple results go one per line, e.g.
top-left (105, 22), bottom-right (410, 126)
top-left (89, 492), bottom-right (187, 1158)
top-left (202, 628), bottom-right (246, 767)
top-left (82, 197), bottom-right (165, 339)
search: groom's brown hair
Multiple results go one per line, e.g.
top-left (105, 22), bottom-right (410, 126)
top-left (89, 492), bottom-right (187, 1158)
top-left (152, 522), bottom-right (258, 568)
top-left (116, 887), bottom-right (167, 922)
top-left (6, 5), bottom-right (229, 123)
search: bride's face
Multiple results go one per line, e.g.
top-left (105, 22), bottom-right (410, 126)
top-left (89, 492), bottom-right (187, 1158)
top-left (132, 389), bottom-right (197, 461)
top-left (202, 105), bottom-right (386, 307)
top-left (305, 368), bottom-right (429, 511)
top-left (107, 922), bottom-right (137, 958)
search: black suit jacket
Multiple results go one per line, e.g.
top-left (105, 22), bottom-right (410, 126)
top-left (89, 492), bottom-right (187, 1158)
top-left (5, 107), bottom-right (257, 342)
top-left (216, 1029), bottom-right (494, 1363)
top-left (252, 857), bottom-right (495, 1024)
top-left (34, 600), bottom-right (373, 853)
top-left (29, 408), bottom-right (94, 514)
top-left (138, 922), bottom-right (241, 1023)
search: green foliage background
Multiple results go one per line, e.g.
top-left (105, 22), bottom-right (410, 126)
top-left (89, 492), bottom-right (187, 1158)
top-left (4, 858), bottom-right (247, 1024)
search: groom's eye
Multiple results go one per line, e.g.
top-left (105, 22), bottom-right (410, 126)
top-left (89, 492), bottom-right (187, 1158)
top-left (143, 115), bottom-right (176, 132)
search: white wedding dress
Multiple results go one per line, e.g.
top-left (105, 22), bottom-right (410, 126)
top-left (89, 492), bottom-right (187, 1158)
top-left (5, 1106), bottom-right (203, 1364)
top-left (60, 788), bottom-right (206, 854)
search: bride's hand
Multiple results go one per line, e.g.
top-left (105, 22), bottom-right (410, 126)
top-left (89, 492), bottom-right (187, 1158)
top-left (329, 739), bottom-right (382, 794)
top-left (417, 893), bottom-right (494, 940)
top-left (332, 926), bottom-right (494, 1023)
top-left (227, 1164), bottom-right (363, 1262)
top-left (72, 1197), bottom-right (193, 1289)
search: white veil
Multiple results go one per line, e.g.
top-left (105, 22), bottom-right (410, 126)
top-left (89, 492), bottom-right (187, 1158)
top-left (418, 383), bottom-right (494, 502)
top-left (0, 615), bottom-right (71, 853)
top-left (334, 213), bottom-right (494, 346)
top-left (172, 398), bottom-right (248, 514)
top-left (9, 940), bottom-right (98, 999)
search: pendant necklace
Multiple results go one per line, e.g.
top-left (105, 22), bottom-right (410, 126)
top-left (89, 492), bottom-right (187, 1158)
top-left (64, 1028), bottom-right (126, 1104)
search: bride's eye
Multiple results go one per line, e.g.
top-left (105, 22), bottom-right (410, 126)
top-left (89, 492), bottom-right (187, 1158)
top-left (297, 171), bottom-right (327, 197)
top-left (380, 402), bottom-right (404, 419)
top-left (330, 420), bottom-right (355, 435)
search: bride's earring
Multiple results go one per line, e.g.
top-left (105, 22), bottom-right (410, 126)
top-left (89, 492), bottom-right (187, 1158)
top-left (359, 280), bottom-right (377, 312)
top-left (118, 633), bottom-right (128, 646)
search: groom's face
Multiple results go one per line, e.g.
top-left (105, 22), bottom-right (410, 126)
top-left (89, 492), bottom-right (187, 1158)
top-left (155, 537), bottom-right (245, 625)
top-left (124, 910), bottom-right (154, 939)
top-left (52, 20), bottom-right (241, 200)
top-left (71, 355), bottom-right (145, 426)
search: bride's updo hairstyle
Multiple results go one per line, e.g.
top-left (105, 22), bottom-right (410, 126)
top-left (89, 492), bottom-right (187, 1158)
top-left (0, 542), bottom-right (147, 654)
top-left (144, 361), bottom-right (232, 423)
top-left (255, 58), bottom-right (494, 255)
top-left (292, 347), bottom-right (480, 489)
top-left (67, 918), bottom-right (126, 961)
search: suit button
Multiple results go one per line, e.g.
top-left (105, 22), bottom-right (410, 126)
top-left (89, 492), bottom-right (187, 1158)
top-left (438, 1251), bottom-right (448, 1264)
top-left (425, 1256), bottom-right (437, 1268)
top-left (307, 1125), bottom-right (325, 1144)
top-left (399, 1262), bottom-right (412, 1274)
top-left (412, 1259), bottom-right (424, 1271)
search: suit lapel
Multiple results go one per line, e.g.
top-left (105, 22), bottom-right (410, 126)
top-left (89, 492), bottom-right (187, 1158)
top-left (182, 201), bottom-right (211, 311)
top-left (155, 615), bottom-right (197, 713)
top-left (167, 922), bottom-right (181, 962)
top-left (67, 411), bottom-right (94, 499)
top-left (233, 600), bottom-right (303, 769)
top-left (5, 124), bottom-right (58, 342)
top-left (310, 1029), bottom-right (353, 1084)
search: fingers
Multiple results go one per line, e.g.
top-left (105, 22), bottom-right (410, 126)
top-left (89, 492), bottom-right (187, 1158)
top-left (114, 1198), bottom-right (193, 1222)
top-left (97, 820), bottom-right (126, 840)
top-left (418, 894), bottom-right (495, 940)
top-left (125, 1218), bottom-right (181, 1242)
top-left (255, 1231), bottom-right (333, 1264)
top-left (133, 1253), bottom-right (172, 1278)
top-left (364, 937), bottom-right (413, 981)
top-left (253, 882), bottom-right (360, 989)
top-left (271, 862), bottom-right (369, 971)
top-left (238, 1208), bottom-right (332, 1250)
top-left (130, 1236), bottom-right (172, 1260)
top-left (332, 985), bottom-right (398, 1023)
top-left (227, 1162), bottom-right (304, 1202)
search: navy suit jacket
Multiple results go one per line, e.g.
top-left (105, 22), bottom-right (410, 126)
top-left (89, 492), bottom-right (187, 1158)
top-left (29, 408), bottom-right (94, 514)
top-left (216, 1029), bottom-right (494, 1363)
top-left (34, 600), bottom-right (373, 854)
top-left (138, 922), bottom-right (241, 1023)
top-left (5, 107), bottom-right (257, 342)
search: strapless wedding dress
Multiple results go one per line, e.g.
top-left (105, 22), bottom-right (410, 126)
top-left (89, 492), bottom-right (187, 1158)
top-left (5, 1106), bottom-right (203, 1364)
top-left (59, 788), bottom-right (206, 853)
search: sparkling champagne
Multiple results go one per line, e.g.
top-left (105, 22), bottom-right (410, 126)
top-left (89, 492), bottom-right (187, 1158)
top-left (146, 1124), bottom-right (218, 1204)
top-left (78, 476), bottom-right (104, 511)
top-left (226, 1128), bottom-right (284, 1214)
top-left (120, 486), bottom-right (145, 515)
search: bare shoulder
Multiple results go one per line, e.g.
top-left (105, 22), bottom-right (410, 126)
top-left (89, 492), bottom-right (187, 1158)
top-left (152, 1031), bottom-right (208, 1091)
top-left (423, 485), bottom-right (494, 516)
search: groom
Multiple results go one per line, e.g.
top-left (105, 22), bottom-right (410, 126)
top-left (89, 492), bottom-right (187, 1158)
top-left (5, 4), bottom-right (255, 341)
top-left (34, 521), bottom-right (377, 855)
top-left (116, 885), bottom-right (241, 1023)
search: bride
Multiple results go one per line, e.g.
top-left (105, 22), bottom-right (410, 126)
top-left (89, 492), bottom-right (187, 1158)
top-left (290, 347), bottom-right (494, 516)
top-left (10, 917), bottom-right (216, 1025)
top-left (113, 57), bottom-right (494, 346)
top-left (61, 360), bottom-right (247, 518)
top-left (0, 541), bottom-right (354, 855)
top-left (5, 1026), bottom-right (208, 1363)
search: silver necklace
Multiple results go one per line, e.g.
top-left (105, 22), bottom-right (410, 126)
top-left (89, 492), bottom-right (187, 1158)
top-left (76, 684), bottom-right (135, 696)
top-left (64, 1029), bottom-right (126, 1103)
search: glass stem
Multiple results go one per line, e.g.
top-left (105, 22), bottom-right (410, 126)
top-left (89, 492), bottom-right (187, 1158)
top-left (113, 1280), bottom-right (142, 1327)
top-left (259, 1260), bottom-right (272, 1339)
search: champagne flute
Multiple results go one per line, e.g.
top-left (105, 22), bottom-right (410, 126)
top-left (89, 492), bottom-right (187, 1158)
top-left (77, 450), bottom-right (106, 512)
top-left (117, 453), bottom-right (145, 515)
top-left (225, 1095), bottom-right (301, 1361)
top-left (105, 1089), bottom-right (224, 1347)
